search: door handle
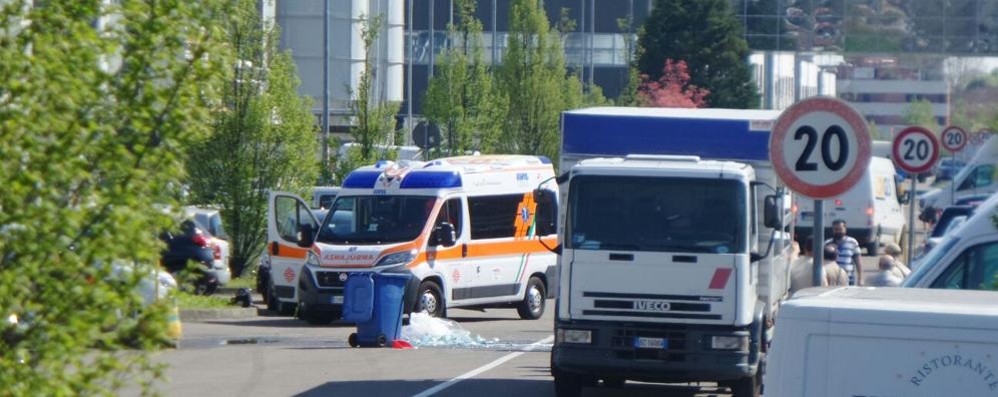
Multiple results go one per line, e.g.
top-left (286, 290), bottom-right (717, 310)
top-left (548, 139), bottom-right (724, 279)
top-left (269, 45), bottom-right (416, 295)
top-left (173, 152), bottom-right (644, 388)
top-left (462, 244), bottom-right (468, 258)
top-left (271, 242), bottom-right (279, 256)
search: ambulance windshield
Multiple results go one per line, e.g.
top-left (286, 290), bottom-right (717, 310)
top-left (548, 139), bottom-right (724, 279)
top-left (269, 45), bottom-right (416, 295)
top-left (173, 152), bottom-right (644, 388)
top-left (567, 176), bottom-right (746, 254)
top-left (316, 195), bottom-right (436, 245)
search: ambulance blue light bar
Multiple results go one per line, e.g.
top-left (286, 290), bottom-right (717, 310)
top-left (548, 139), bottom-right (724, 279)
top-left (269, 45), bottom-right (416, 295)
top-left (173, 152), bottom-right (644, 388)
top-left (342, 171), bottom-right (382, 188)
top-left (400, 171), bottom-right (462, 189)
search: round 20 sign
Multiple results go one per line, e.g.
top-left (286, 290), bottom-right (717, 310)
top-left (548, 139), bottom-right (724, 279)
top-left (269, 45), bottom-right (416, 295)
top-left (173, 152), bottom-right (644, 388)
top-left (770, 97), bottom-right (872, 199)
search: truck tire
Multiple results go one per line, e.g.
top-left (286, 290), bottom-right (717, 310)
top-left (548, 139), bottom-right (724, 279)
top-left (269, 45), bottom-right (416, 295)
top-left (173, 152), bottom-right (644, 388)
top-left (553, 371), bottom-right (595, 397)
top-left (517, 277), bottom-right (546, 320)
top-left (730, 372), bottom-right (761, 397)
top-left (415, 280), bottom-right (446, 318)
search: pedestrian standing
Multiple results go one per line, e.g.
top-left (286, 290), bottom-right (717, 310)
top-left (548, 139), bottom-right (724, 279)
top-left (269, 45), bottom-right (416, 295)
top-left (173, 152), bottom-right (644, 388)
top-left (868, 255), bottom-right (904, 287)
top-left (825, 219), bottom-right (864, 286)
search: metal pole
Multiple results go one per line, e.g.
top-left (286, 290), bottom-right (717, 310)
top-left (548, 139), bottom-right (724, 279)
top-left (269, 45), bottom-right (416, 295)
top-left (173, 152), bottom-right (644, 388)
top-left (491, 0), bottom-right (497, 66)
top-left (407, 0), bottom-right (414, 149)
top-left (908, 177), bottom-right (917, 265)
top-left (589, 0), bottom-right (595, 89)
top-left (951, 153), bottom-right (956, 206)
top-left (429, 0), bottom-right (435, 77)
top-left (812, 199), bottom-right (824, 287)
top-left (322, 0), bottom-right (330, 182)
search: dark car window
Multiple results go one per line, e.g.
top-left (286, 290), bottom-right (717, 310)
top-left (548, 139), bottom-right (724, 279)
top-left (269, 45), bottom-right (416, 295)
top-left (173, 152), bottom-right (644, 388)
top-left (930, 242), bottom-right (998, 290)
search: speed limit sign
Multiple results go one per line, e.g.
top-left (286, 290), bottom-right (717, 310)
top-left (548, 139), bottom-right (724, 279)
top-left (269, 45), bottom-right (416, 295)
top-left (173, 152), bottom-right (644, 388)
top-left (940, 125), bottom-right (967, 152)
top-left (770, 97), bottom-right (872, 199)
top-left (892, 126), bottom-right (940, 174)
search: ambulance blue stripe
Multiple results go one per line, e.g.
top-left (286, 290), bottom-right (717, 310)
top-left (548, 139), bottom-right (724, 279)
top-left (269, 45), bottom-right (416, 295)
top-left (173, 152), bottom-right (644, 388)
top-left (561, 112), bottom-right (771, 161)
top-left (342, 171), bottom-right (382, 188)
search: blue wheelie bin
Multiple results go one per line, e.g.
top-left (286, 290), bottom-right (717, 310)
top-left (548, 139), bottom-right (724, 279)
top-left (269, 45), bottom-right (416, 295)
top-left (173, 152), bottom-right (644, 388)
top-left (345, 272), bottom-right (411, 347)
top-left (342, 272), bottom-right (374, 324)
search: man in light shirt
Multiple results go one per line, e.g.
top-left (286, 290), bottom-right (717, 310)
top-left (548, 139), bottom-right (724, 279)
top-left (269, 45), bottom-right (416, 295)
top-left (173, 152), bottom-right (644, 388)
top-left (791, 243), bottom-right (849, 293)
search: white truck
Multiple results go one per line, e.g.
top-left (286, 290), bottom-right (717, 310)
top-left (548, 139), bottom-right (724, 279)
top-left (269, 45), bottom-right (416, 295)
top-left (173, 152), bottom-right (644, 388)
top-left (549, 107), bottom-right (794, 397)
top-left (765, 287), bottom-right (998, 397)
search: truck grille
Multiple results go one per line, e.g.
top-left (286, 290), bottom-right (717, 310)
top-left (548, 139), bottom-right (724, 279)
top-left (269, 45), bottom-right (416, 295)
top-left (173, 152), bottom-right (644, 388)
top-left (315, 271), bottom-right (347, 288)
top-left (612, 329), bottom-right (688, 362)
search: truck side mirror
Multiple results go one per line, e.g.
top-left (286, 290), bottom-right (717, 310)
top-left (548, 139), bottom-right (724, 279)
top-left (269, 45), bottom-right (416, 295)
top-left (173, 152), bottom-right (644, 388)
top-left (297, 224), bottom-right (315, 248)
top-left (433, 223), bottom-right (457, 247)
top-left (533, 188), bottom-right (554, 204)
top-left (764, 195), bottom-right (781, 229)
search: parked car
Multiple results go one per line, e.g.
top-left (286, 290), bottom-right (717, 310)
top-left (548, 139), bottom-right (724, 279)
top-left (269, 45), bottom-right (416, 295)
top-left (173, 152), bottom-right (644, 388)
top-left (184, 207), bottom-right (235, 277)
top-left (904, 193), bottom-right (998, 289)
top-left (934, 158), bottom-right (966, 181)
top-left (159, 218), bottom-right (227, 295)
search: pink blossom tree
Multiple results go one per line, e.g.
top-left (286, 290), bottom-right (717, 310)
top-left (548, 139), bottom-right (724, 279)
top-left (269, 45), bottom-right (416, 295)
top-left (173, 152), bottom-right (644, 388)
top-left (638, 59), bottom-right (710, 108)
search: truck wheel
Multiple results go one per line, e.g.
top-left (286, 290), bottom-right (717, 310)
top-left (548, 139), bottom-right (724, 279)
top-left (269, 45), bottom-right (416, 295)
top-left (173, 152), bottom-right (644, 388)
top-left (730, 373), bottom-right (761, 397)
top-left (517, 277), bottom-right (546, 320)
top-left (415, 280), bottom-right (446, 318)
top-left (553, 371), bottom-right (595, 397)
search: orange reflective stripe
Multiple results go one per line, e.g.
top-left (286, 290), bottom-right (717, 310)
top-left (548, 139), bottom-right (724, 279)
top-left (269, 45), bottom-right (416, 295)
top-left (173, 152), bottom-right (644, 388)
top-left (274, 242), bottom-right (309, 259)
top-left (408, 237), bottom-right (557, 268)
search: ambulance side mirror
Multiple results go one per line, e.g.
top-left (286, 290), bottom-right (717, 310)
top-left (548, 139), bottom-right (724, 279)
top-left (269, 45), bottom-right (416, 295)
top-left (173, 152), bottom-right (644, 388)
top-left (297, 224), bottom-right (315, 248)
top-left (434, 223), bottom-right (456, 247)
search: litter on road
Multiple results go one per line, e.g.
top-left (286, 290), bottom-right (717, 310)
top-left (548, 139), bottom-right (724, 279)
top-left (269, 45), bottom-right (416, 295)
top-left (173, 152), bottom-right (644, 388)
top-left (402, 312), bottom-right (499, 348)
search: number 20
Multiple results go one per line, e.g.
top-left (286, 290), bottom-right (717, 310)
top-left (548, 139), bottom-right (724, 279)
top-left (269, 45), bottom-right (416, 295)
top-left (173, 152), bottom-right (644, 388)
top-left (794, 126), bottom-right (848, 172)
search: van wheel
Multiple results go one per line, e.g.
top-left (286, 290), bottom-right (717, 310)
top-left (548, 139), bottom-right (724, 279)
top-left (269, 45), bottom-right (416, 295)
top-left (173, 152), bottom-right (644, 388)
top-left (517, 277), bottom-right (546, 320)
top-left (415, 280), bottom-right (446, 318)
top-left (729, 373), bottom-right (761, 397)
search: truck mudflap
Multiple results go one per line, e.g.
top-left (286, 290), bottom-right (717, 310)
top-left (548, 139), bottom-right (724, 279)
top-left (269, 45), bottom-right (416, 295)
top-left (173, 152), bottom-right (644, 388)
top-left (552, 319), bottom-right (760, 384)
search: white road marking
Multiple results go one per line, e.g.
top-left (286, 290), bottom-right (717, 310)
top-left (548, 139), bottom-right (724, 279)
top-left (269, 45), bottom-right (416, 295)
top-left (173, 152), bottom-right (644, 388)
top-left (411, 335), bottom-right (555, 397)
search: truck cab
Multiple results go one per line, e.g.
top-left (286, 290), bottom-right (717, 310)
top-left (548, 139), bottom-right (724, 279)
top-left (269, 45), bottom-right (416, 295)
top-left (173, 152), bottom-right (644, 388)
top-left (551, 107), bottom-right (794, 397)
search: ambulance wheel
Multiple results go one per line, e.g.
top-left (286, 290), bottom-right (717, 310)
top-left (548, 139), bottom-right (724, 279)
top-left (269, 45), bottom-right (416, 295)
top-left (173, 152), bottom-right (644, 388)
top-left (415, 280), bottom-right (445, 318)
top-left (348, 333), bottom-right (358, 348)
top-left (266, 281), bottom-right (279, 312)
top-left (517, 277), bottom-right (546, 320)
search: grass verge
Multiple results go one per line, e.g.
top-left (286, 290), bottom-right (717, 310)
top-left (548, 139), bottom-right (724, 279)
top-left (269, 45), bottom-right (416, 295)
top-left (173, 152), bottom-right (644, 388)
top-left (175, 291), bottom-right (233, 309)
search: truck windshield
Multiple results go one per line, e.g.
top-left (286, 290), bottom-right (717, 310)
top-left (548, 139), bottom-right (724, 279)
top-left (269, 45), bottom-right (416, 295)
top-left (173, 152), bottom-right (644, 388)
top-left (567, 175), bottom-right (746, 254)
top-left (316, 195), bottom-right (436, 245)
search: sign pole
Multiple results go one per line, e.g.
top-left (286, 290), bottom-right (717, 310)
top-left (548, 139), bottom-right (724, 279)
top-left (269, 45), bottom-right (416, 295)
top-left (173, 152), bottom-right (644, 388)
top-left (950, 152), bottom-right (956, 206)
top-left (908, 177), bottom-right (917, 264)
top-left (812, 200), bottom-right (824, 287)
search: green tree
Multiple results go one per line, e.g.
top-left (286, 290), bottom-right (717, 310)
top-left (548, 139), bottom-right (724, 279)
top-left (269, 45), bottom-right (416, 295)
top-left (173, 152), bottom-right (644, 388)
top-left (340, 14), bottom-right (402, 181)
top-left (497, 0), bottom-right (599, 163)
top-left (186, 0), bottom-right (318, 277)
top-left (422, 0), bottom-right (506, 157)
top-left (744, 0), bottom-right (797, 51)
top-left (0, 0), bottom-right (226, 394)
top-left (616, 15), bottom-right (642, 106)
top-left (903, 100), bottom-right (939, 129)
top-left (638, 0), bottom-right (759, 109)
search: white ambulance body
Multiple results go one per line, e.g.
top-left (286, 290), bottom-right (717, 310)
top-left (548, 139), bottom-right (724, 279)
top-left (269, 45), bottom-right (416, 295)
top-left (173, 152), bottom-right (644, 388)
top-left (551, 107), bottom-right (794, 397)
top-left (267, 155), bottom-right (559, 324)
top-left (766, 287), bottom-right (998, 397)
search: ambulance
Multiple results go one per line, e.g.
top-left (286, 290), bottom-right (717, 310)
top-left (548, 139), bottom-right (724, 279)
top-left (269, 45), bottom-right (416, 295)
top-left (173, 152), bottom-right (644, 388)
top-left (266, 155), bottom-right (560, 325)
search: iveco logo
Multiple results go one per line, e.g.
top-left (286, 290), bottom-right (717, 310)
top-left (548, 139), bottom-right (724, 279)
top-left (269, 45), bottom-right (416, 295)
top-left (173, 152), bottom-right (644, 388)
top-left (338, 273), bottom-right (348, 282)
top-left (634, 300), bottom-right (670, 311)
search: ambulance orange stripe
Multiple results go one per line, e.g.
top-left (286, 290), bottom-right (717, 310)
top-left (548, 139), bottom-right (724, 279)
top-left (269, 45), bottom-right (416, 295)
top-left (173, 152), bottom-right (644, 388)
top-left (408, 237), bottom-right (559, 268)
top-left (273, 242), bottom-right (309, 259)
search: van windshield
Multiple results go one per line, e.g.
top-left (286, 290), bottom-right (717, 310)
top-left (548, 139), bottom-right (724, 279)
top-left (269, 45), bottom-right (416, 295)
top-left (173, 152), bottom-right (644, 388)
top-left (567, 175), bottom-right (746, 254)
top-left (316, 195), bottom-right (436, 245)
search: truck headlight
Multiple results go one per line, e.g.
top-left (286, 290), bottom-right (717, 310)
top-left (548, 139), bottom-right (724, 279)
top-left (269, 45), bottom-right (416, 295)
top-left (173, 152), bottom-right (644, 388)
top-left (710, 335), bottom-right (747, 350)
top-left (556, 329), bottom-right (592, 344)
top-left (375, 250), bottom-right (417, 267)
top-left (306, 251), bottom-right (320, 267)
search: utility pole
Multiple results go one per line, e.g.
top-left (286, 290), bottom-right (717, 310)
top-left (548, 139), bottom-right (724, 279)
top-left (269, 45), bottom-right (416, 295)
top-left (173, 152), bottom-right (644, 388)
top-left (322, 0), bottom-right (330, 183)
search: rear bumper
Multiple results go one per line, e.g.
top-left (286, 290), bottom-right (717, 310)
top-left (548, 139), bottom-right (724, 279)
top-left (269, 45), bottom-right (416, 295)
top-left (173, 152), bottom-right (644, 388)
top-left (551, 319), bottom-right (758, 383)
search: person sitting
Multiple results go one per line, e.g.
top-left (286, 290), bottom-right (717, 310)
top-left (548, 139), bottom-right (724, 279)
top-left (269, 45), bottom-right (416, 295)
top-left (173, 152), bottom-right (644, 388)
top-left (883, 243), bottom-right (910, 279)
top-left (868, 255), bottom-right (904, 287)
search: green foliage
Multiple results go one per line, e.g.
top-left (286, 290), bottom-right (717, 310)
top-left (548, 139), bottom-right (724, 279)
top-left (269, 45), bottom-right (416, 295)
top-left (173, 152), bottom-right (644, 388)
top-left (496, 0), bottom-right (599, 165)
top-left (186, 0), bottom-right (318, 278)
top-left (0, 0), bottom-right (227, 394)
top-left (744, 0), bottom-right (797, 51)
top-left (175, 291), bottom-right (232, 309)
top-left (903, 100), bottom-right (939, 129)
top-left (422, 0), bottom-right (506, 157)
top-left (348, 14), bottom-right (402, 168)
top-left (638, 0), bottom-right (759, 109)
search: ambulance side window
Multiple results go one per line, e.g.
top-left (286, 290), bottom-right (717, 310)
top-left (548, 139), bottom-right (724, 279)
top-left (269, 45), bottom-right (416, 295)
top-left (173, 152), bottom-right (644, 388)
top-left (433, 198), bottom-right (463, 245)
top-left (469, 194), bottom-right (521, 240)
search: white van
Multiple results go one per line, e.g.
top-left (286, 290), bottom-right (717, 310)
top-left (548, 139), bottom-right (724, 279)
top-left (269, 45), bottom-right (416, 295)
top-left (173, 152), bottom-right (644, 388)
top-left (904, 191), bottom-right (998, 286)
top-left (794, 156), bottom-right (905, 255)
top-left (765, 287), bottom-right (998, 397)
top-left (311, 186), bottom-right (340, 210)
top-left (920, 134), bottom-right (998, 211)
top-left (267, 155), bottom-right (560, 324)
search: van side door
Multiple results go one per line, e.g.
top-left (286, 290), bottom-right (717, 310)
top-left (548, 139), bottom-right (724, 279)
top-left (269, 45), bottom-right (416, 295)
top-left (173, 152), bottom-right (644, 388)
top-left (267, 191), bottom-right (319, 301)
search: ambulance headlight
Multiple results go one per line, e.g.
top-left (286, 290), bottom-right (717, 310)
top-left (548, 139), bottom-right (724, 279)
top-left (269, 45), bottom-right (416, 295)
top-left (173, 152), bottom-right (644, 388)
top-left (710, 335), bottom-right (747, 350)
top-left (375, 250), bottom-right (417, 267)
top-left (305, 252), bottom-right (320, 267)
top-left (556, 329), bottom-right (592, 344)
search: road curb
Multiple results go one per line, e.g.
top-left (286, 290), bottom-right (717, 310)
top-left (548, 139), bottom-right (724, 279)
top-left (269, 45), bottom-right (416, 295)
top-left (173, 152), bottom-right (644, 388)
top-left (180, 307), bottom-right (260, 322)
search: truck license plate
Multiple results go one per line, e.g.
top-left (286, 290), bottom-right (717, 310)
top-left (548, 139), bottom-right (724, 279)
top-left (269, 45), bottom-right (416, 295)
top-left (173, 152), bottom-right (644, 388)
top-left (330, 295), bottom-right (343, 304)
top-left (633, 337), bottom-right (667, 349)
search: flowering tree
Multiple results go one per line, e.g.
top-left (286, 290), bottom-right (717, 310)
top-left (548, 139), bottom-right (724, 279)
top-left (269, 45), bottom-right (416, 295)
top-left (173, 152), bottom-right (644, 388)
top-left (638, 59), bottom-right (709, 108)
